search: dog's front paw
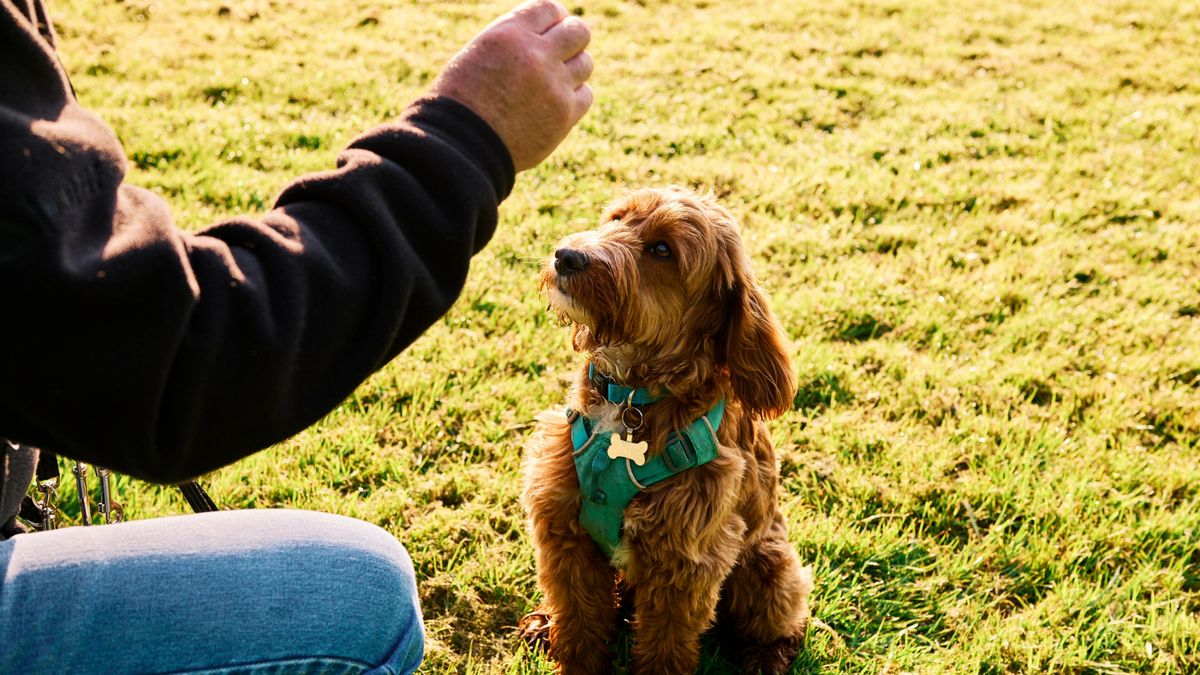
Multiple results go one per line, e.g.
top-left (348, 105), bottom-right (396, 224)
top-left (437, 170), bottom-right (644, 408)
top-left (740, 632), bottom-right (803, 675)
top-left (517, 607), bottom-right (553, 653)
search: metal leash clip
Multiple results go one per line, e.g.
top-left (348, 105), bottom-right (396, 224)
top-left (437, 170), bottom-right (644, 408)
top-left (95, 465), bottom-right (124, 524)
top-left (34, 473), bottom-right (59, 531)
top-left (72, 461), bottom-right (93, 525)
top-left (72, 461), bottom-right (125, 525)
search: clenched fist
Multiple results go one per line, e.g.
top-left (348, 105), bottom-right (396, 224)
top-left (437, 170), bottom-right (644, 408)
top-left (432, 0), bottom-right (593, 172)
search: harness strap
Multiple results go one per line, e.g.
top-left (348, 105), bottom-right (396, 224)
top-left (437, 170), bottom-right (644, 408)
top-left (570, 399), bottom-right (725, 557)
top-left (178, 479), bottom-right (219, 513)
top-left (569, 401), bottom-right (725, 482)
top-left (568, 409), bottom-right (591, 451)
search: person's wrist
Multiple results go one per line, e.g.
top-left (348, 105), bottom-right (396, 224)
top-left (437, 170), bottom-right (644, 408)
top-left (407, 96), bottom-right (516, 198)
top-left (430, 67), bottom-right (530, 171)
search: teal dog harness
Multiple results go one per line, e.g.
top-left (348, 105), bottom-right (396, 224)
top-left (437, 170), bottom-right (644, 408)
top-left (569, 369), bottom-right (725, 558)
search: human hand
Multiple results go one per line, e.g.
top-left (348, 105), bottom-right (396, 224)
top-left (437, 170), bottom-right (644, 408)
top-left (431, 0), bottom-right (593, 172)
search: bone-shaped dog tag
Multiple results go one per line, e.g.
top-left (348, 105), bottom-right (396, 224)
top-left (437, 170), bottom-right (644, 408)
top-left (608, 432), bottom-right (648, 466)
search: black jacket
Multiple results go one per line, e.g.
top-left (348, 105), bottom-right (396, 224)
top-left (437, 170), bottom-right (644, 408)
top-left (0, 0), bottom-right (515, 534)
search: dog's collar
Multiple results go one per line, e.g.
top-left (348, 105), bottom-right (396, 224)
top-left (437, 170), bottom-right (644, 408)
top-left (588, 363), bottom-right (665, 405)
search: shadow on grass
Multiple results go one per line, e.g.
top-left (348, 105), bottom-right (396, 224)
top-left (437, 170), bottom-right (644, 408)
top-left (511, 622), bottom-right (835, 674)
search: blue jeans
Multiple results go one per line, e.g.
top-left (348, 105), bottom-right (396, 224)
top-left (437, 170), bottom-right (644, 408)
top-left (0, 509), bottom-right (424, 674)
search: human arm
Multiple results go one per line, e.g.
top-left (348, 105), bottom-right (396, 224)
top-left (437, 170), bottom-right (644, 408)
top-left (0, 0), bottom-right (589, 482)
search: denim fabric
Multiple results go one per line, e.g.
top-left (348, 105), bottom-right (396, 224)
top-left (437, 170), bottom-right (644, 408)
top-left (0, 509), bottom-right (424, 674)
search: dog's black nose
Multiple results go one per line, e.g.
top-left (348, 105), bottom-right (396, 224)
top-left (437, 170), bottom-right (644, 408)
top-left (554, 248), bottom-right (589, 276)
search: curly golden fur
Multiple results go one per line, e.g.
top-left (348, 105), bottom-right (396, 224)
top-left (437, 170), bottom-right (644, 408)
top-left (520, 187), bottom-right (813, 674)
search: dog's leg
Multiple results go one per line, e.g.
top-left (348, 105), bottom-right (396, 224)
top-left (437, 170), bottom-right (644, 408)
top-left (522, 421), bottom-right (620, 674)
top-left (625, 517), bottom-right (745, 675)
top-left (718, 514), bottom-right (813, 675)
top-left (618, 448), bottom-right (748, 674)
top-left (627, 532), bottom-right (743, 673)
top-left (527, 523), bottom-right (619, 673)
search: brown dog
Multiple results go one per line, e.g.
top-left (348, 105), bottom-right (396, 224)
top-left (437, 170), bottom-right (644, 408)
top-left (520, 187), bottom-right (813, 674)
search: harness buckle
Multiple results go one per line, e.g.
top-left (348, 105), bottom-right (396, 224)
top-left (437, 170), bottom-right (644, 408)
top-left (663, 432), bottom-right (697, 472)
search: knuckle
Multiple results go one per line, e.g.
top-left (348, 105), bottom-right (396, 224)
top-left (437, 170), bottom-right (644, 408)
top-left (565, 52), bottom-right (593, 84)
top-left (567, 16), bottom-right (591, 37)
top-left (562, 95), bottom-right (579, 120)
top-left (558, 16), bottom-right (590, 43)
top-left (513, 43), bottom-right (543, 70)
top-left (521, 0), bottom-right (563, 21)
top-left (492, 22), bottom-right (523, 44)
top-left (474, 26), bottom-right (504, 49)
top-left (543, 96), bottom-right (571, 127)
top-left (478, 23), bottom-right (526, 57)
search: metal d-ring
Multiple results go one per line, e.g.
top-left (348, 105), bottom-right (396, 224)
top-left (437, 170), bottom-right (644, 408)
top-left (621, 391), bottom-right (644, 432)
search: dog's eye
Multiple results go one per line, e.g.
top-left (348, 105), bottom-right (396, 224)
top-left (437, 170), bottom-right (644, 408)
top-left (646, 241), bottom-right (673, 259)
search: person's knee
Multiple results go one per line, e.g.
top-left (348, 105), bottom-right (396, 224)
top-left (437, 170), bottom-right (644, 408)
top-left (343, 519), bottom-right (424, 674)
top-left (324, 514), bottom-right (419, 598)
top-left (277, 511), bottom-right (426, 672)
top-left (0, 509), bottom-right (425, 674)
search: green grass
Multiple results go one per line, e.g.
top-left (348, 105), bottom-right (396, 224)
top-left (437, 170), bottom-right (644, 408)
top-left (46, 0), bottom-right (1200, 672)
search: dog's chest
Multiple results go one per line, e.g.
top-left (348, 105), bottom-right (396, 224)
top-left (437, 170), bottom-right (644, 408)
top-left (568, 398), bottom-right (726, 561)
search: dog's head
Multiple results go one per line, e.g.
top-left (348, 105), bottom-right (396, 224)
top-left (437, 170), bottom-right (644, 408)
top-left (541, 187), bottom-right (795, 419)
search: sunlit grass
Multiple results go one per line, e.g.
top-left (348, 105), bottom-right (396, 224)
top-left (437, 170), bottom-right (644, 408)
top-left (48, 0), bottom-right (1200, 672)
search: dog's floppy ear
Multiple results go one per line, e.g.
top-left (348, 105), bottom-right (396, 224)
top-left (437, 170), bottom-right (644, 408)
top-left (721, 279), bottom-right (796, 419)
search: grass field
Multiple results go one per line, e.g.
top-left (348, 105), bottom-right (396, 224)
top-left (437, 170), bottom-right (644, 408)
top-left (47, 0), bottom-right (1200, 672)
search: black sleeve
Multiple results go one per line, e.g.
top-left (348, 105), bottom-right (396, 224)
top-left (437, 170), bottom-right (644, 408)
top-left (0, 3), bottom-right (515, 483)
